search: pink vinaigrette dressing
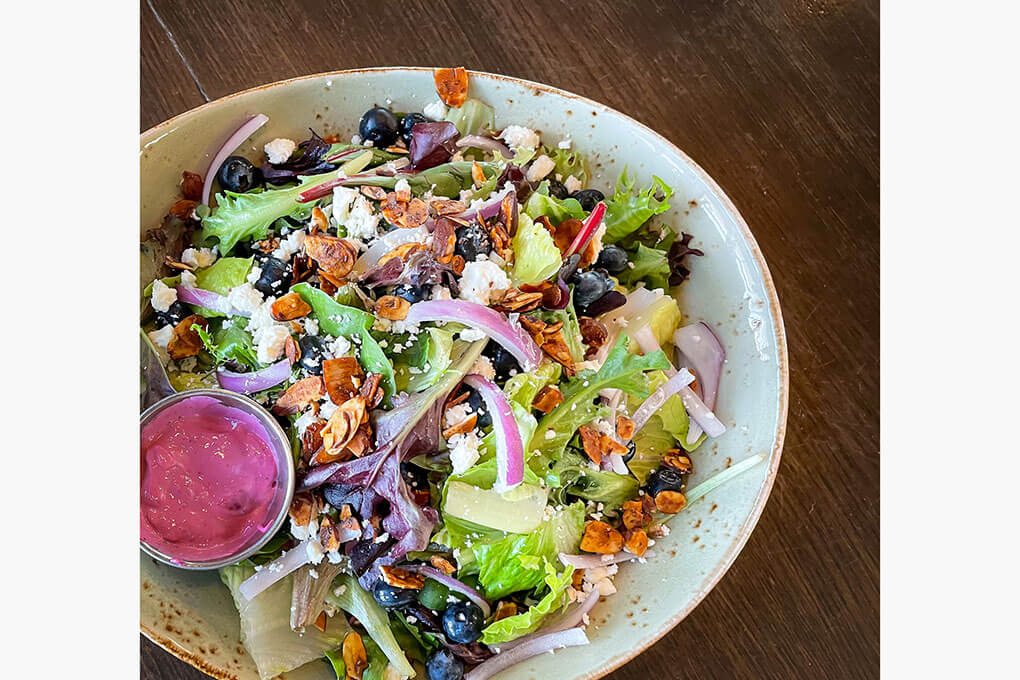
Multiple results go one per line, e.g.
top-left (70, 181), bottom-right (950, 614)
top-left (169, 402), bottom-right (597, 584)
top-left (141, 395), bottom-right (281, 562)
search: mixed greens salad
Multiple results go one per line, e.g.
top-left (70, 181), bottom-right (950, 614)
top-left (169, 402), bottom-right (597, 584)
top-left (141, 67), bottom-right (758, 680)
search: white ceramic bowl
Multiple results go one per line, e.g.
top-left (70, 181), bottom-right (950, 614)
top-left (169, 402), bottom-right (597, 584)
top-left (140, 67), bottom-right (788, 680)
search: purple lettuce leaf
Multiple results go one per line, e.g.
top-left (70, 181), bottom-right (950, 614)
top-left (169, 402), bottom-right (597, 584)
top-left (408, 122), bottom-right (460, 171)
top-left (261, 130), bottom-right (336, 185)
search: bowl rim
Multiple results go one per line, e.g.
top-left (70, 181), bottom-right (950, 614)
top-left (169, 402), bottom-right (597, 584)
top-left (140, 65), bottom-right (789, 680)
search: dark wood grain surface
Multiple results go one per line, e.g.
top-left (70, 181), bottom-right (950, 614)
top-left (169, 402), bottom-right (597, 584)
top-left (140, 0), bottom-right (879, 678)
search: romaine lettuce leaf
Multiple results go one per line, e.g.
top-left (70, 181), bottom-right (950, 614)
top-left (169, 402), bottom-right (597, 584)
top-left (220, 565), bottom-right (351, 680)
top-left (480, 558), bottom-right (574, 645)
top-left (292, 283), bottom-right (395, 398)
top-left (524, 181), bottom-right (586, 224)
top-left (325, 575), bottom-right (414, 679)
top-left (510, 213), bottom-right (561, 285)
top-left (625, 295), bottom-right (682, 349)
top-left (445, 98), bottom-right (495, 136)
top-left (503, 362), bottom-right (561, 411)
top-left (531, 335), bottom-right (670, 461)
top-left (603, 170), bottom-right (674, 244)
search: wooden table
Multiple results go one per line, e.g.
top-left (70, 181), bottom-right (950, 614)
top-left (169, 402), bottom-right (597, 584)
top-left (141, 1), bottom-right (879, 678)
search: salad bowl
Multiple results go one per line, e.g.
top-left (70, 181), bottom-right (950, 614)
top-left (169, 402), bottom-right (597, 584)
top-left (140, 67), bottom-right (788, 680)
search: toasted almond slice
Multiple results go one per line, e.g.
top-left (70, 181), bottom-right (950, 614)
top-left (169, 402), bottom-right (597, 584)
top-left (379, 565), bottom-right (426, 590)
top-left (289, 492), bottom-right (318, 527)
top-left (662, 448), bottom-right (693, 473)
top-left (493, 601), bottom-right (518, 621)
top-left (580, 520), bottom-right (624, 554)
top-left (167, 315), bottom-right (208, 359)
top-left (319, 516), bottom-right (343, 552)
top-left (430, 198), bottom-right (468, 215)
top-left (384, 145), bottom-right (410, 155)
top-left (433, 67), bottom-right (469, 107)
top-left (600, 434), bottom-right (629, 458)
top-left (360, 185), bottom-right (388, 200)
top-left (311, 206), bottom-right (328, 233)
top-left (271, 376), bottom-right (326, 416)
top-left (394, 182), bottom-right (412, 203)
top-left (343, 632), bottom-right (368, 680)
top-left (622, 500), bottom-right (652, 530)
top-left (359, 373), bottom-right (383, 409)
top-left (271, 292), bottom-right (313, 321)
top-left (376, 295), bottom-right (410, 321)
top-left (471, 161), bottom-right (486, 187)
top-left (168, 199), bottom-right (198, 220)
top-left (578, 425), bottom-right (603, 465)
top-left (429, 555), bottom-right (456, 575)
top-left (180, 171), bottom-right (203, 201)
top-left (378, 242), bottom-right (420, 267)
top-left (624, 528), bottom-right (649, 557)
top-left (301, 420), bottom-right (325, 460)
top-left (284, 335), bottom-right (301, 364)
top-left (532, 385), bottom-right (564, 414)
top-left (164, 257), bottom-right (195, 271)
top-left (313, 610), bottom-right (327, 632)
top-left (323, 357), bottom-right (364, 405)
top-left (305, 234), bottom-right (357, 278)
top-left (655, 490), bottom-right (687, 514)
top-left (402, 198), bottom-right (429, 228)
top-left (443, 413), bottom-right (478, 439)
top-left (320, 395), bottom-right (369, 460)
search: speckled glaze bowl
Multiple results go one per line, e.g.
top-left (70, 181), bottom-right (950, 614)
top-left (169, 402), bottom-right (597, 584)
top-left (140, 67), bottom-right (788, 680)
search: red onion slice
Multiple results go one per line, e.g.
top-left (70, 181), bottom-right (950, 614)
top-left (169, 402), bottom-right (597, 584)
top-left (456, 134), bottom-right (515, 159)
top-left (202, 114), bottom-right (269, 205)
top-left (557, 551), bottom-right (654, 570)
top-left (564, 202), bottom-right (607, 257)
top-left (463, 374), bottom-right (524, 492)
top-left (404, 300), bottom-right (542, 371)
top-left (632, 325), bottom-right (725, 439)
top-left (217, 359), bottom-right (292, 394)
top-left (238, 540), bottom-right (313, 601)
top-left (674, 322), bottom-right (725, 410)
top-left (175, 284), bottom-right (240, 317)
top-left (465, 628), bottom-right (589, 680)
top-left (494, 589), bottom-right (600, 653)
top-left (403, 565), bottom-right (491, 617)
top-left (630, 368), bottom-right (695, 432)
top-left (607, 452), bottom-right (629, 474)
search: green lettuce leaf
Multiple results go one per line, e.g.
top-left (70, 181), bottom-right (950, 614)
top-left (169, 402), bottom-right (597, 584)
top-left (194, 319), bottom-right (259, 369)
top-left (510, 212), bottom-right (561, 285)
top-left (617, 243), bottom-right (671, 290)
top-left (503, 362), bottom-right (561, 411)
top-left (292, 283), bottom-right (395, 398)
top-left (187, 257), bottom-right (253, 317)
top-left (325, 575), bottom-right (414, 679)
top-left (480, 558), bottom-right (575, 645)
top-left (220, 565), bottom-right (351, 680)
top-left (405, 328), bottom-right (453, 392)
top-left (545, 146), bottom-right (588, 186)
top-left (524, 181), bottom-right (586, 224)
top-left (445, 98), bottom-right (495, 136)
top-left (603, 170), bottom-right (674, 244)
top-left (531, 335), bottom-right (670, 461)
top-left (624, 295), bottom-right (683, 349)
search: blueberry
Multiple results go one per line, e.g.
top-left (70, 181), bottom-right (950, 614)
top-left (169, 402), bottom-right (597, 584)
top-left (400, 462), bottom-right (430, 493)
top-left (373, 581), bottom-right (418, 609)
top-left (298, 335), bottom-right (328, 375)
top-left (571, 269), bottom-right (613, 308)
top-left (253, 257), bottom-right (292, 297)
top-left (645, 466), bottom-right (686, 497)
top-left (482, 343), bottom-right (522, 382)
top-left (623, 440), bottom-right (636, 463)
top-left (232, 241), bottom-right (269, 264)
top-left (155, 300), bottom-right (189, 327)
top-left (426, 648), bottom-right (465, 680)
top-left (400, 112), bottom-right (428, 144)
top-left (464, 387), bottom-right (492, 428)
top-left (454, 224), bottom-right (492, 262)
top-left (442, 601), bottom-right (484, 644)
top-left (570, 189), bottom-right (605, 212)
top-left (359, 107), bottom-right (400, 148)
top-left (217, 156), bottom-right (262, 193)
top-left (595, 245), bottom-right (628, 275)
top-left (546, 179), bottom-right (569, 200)
top-left (392, 283), bottom-right (427, 303)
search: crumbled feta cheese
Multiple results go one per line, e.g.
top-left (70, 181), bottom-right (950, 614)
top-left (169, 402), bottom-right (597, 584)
top-left (246, 299), bottom-right (278, 336)
top-left (180, 247), bottom-right (217, 269)
top-left (147, 325), bottom-right (174, 350)
top-left (445, 403), bottom-right (473, 429)
top-left (350, 134), bottom-right (362, 145)
top-left (596, 579), bottom-right (617, 596)
top-left (264, 137), bottom-right (297, 164)
top-left (332, 186), bottom-right (359, 226)
top-left (558, 138), bottom-right (572, 149)
top-left (564, 175), bottom-right (583, 193)
top-left (394, 178), bottom-right (411, 195)
top-left (423, 100), bottom-right (448, 121)
top-left (544, 429), bottom-right (557, 440)
top-left (328, 335), bottom-right (352, 358)
top-left (271, 229), bottom-right (306, 260)
top-left (246, 264), bottom-right (263, 285)
top-left (226, 283), bottom-right (265, 317)
top-left (470, 355), bottom-right (496, 380)
top-left (150, 280), bottom-right (177, 313)
top-left (333, 585), bottom-right (348, 597)
top-left (305, 540), bottom-right (326, 565)
top-left (319, 398), bottom-right (339, 421)
top-left (431, 285), bottom-right (452, 300)
top-left (391, 320), bottom-right (421, 335)
top-left (294, 409), bottom-right (319, 436)
top-left (256, 325), bottom-right (291, 364)
top-left (303, 318), bottom-right (319, 335)
top-left (499, 125), bottom-right (540, 150)
top-left (179, 270), bottom-right (197, 288)
top-left (373, 532), bottom-right (390, 544)
top-left (526, 154), bottom-right (556, 182)
top-left (459, 260), bottom-right (510, 306)
top-left (459, 327), bottom-right (486, 342)
top-left (342, 196), bottom-right (381, 240)
top-left (449, 432), bottom-right (482, 473)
